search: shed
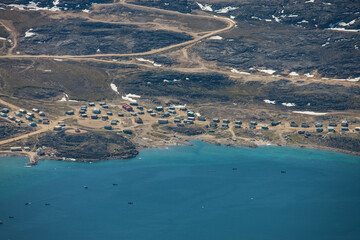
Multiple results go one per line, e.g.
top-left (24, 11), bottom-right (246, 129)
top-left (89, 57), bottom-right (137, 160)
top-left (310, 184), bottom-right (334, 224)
top-left (213, 118), bottom-right (220, 123)
top-left (316, 128), bottom-right (323, 132)
top-left (262, 125), bottom-right (269, 130)
top-left (271, 121), bottom-right (281, 126)
top-left (111, 120), bottom-right (118, 125)
top-left (118, 113), bottom-right (124, 117)
top-left (39, 111), bottom-right (46, 117)
top-left (93, 108), bottom-right (101, 114)
top-left (301, 123), bottom-right (310, 128)
top-left (234, 124), bottom-right (242, 128)
top-left (162, 112), bottom-right (170, 117)
top-left (341, 127), bottom-right (349, 131)
top-left (155, 106), bottom-right (163, 111)
top-left (19, 109), bottom-right (27, 114)
top-left (250, 121), bottom-right (257, 126)
top-left (102, 105), bottom-right (109, 109)
top-left (15, 112), bottom-right (22, 117)
top-left (138, 111), bottom-right (144, 115)
top-left (107, 112), bottom-right (113, 116)
top-left (123, 129), bottom-right (133, 134)
top-left (355, 127), bottom-right (360, 132)
top-left (24, 147), bottom-right (31, 151)
top-left (32, 108), bottom-right (39, 113)
top-left (187, 111), bottom-right (195, 117)
top-left (130, 102), bottom-right (138, 106)
top-left (137, 106), bottom-right (144, 110)
top-left (234, 120), bottom-right (242, 125)
top-left (184, 120), bottom-right (194, 124)
top-left (66, 110), bottom-right (74, 115)
top-left (104, 126), bottom-right (113, 130)
top-left (174, 118), bottom-right (181, 123)
top-left (315, 122), bottom-right (323, 128)
top-left (158, 119), bottom-right (169, 124)
top-left (91, 114), bottom-right (98, 119)
top-left (210, 122), bottom-right (218, 128)
top-left (10, 147), bottom-right (22, 152)
top-left (150, 113), bottom-right (156, 117)
top-left (135, 117), bottom-right (143, 124)
top-left (29, 122), bottom-right (37, 127)
top-left (329, 122), bottom-right (337, 127)
top-left (147, 109), bottom-right (153, 113)
top-left (2, 108), bottom-right (9, 113)
top-left (328, 127), bottom-right (335, 132)
top-left (81, 114), bottom-right (88, 118)
top-left (198, 116), bottom-right (206, 121)
top-left (99, 102), bottom-right (106, 106)
top-left (122, 104), bottom-right (133, 112)
top-left (221, 123), bottom-right (229, 129)
top-left (290, 122), bottom-right (298, 127)
top-left (341, 121), bottom-right (348, 127)
top-left (180, 107), bottom-right (187, 111)
top-left (131, 112), bottom-right (137, 116)
top-left (102, 115), bottom-right (109, 120)
top-left (188, 117), bottom-right (195, 121)
top-left (0, 113), bottom-right (7, 117)
top-left (54, 126), bottom-right (62, 131)
top-left (88, 102), bottom-right (95, 107)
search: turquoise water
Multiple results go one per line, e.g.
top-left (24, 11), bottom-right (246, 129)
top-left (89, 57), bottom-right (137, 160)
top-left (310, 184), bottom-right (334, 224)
top-left (1, 141), bottom-right (360, 240)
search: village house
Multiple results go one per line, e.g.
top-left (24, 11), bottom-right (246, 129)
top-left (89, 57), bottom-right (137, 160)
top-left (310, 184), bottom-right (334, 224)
top-left (271, 121), bottom-right (281, 126)
top-left (39, 111), bottom-right (46, 117)
top-left (198, 116), bottom-right (206, 121)
top-left (234, 120), bottom-right (242, 125)
top-left (29, 122), bottom-right (37, 127)
top-left (99, 102), bottom-right (106, 106)
top-left (341, 121), bottom-right (348, 127)
top-left (221, 123), bottom-right (229, 129)
top-left (93, 107), bottom-right (101, 114)
top-left (32, 108), bottom-right (39, 113)
top-left (104, 126), bottom-right (113, 130)
top-left (0, 113), bottom-right (7, 117)
top-left (130, 102), bottom-right (138, 106)
top-left (122, 104), bottom-right (133, 112)
top-left (19, 109), bottom-right (27, 114)
top-left (223, 119), bottom-right (230, 123)
top-left (328, 127), bottom-right (335, 132)
top-left (131, 112), bottom-right (137, 116)
top-left (250, 121), bottom-right (257, 126)
top-left (118, 113), bottom-right (124, 117)
top-left (81, 114), bottom-right (88, 118)
top-left (102, 105), bottom-right (109, 109)
top-left (315, 122), bottom-right (323, 128)
top-left (147, 109), bottom-right (153, 113)
top-left (91, 114), bottom-right (98, 119)
top-left (135, 117), bottom-right (143, 124)
top-left (329, 122), bottom-right (337, 127)
top-left (158, 119), bottom-right (168, 124)
top-left (10, 147), bottom-right (22, 152)
top-left (184, 119), bottom-right (194, 124)
top-left (316, 128), bottom-right (323, 133)
top-left (301, 123), bottom-right (310, 128)
top-left (2, 108), bottom-right (9, 113)
top-left (54, 126), bottom-right (62, 131)
top-left (107, 112), bottom-right (113, 116)
top-left (137, 106), bottom-right (144, 110)
top-left (102, 115), bottom-right (109, 120)
top-left (213, 118), bottom-right (220, 123)
top-left (187, 111), bottom-right (195, 117)
top-left (262, 125), bottom-right (269, 130)
top-left (290, 122), bottom-right (298, 127)
top-left (88, 102), bottom-right (95, 107)
top-left (66, 110), bottom-right (74, 115)
top-left (234, 124), bottom-right (242, 128)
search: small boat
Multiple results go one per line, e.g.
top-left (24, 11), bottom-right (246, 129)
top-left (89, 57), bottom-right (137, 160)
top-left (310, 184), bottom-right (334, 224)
top-left (281, 170), bottom-right (286, 174)
top-left (83, 186), bottom-right (88, 189)
top-left (8, 216), bottom-right (14, 219)
top-left (128, 202), bottom-right (133, 205)
top-left (45, 203), bottom-right (51, 206)
top-left (25, 202), bottom-right (32, 205)
top-left (112, 183), bottom-right (118, 186)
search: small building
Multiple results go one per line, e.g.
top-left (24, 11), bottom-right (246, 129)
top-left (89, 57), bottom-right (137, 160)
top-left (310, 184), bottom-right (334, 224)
top-left (118, 113), bottom-right (124, 117)
top-left (328, 127), bottom-right (335, 132)
top-left (93, 108), bottom-right (101, 114)
top-left (24, 147), bottom-right (31, 151)
top-left (123, 129), bottom-right (133, 134)
top-left (168, 106), bottom-right (175, 111)
top-left (184, 120), bottom-right (194, 124)
top-left (147, 109), bottom-right (153, 113)
top-left (8, 116), bottom-right (15, 121)
top-left (249, 125), bottom-right (256, 130)
top-left (99, 102), bottom-right (106, 106)
top-left (91, 114), bottom-right (98, 119)
top-left (223, 119), bottom-right (230, 123)
top-left (188, 117), bottom-right (195, 121)
top-left (298, 130), bottom-right (305, 134)
top-left (88, 102), bottom-right (95, 107)
top-left (122, 104), bottom-right (133, 112)
top-left (10, 147), bottom-right (22, 152)
top-left (75, 129), bottom-right (81, 133)
top-left (262, 125), bottom-right (269, 130)
top-left (329, 122), bottom-right (337, 127)
top-left (305, 132), bottom-right (311, 137)
top-left (0, 113), bottom-right (7, 117)
top-left (107, 112), bottom-right (113, 116)
top-left (81, 105), bottom-right (87, 109)
top-left (39, 111), bottom-right (46, 117)
top-left (290, 122), bottom-right (298, 127)
top-left (29, 122), bottom-right (37, 127)
top-left (187, 111), bottom-right (195, 117)
top-left (43, 119), bottom-right (50, 124)
top-left (131, 112), bottom-right (137, 116)
top-left (2, 108), bottom-right (9, 113)
top-left (65, 110), bottom-right (74, 115)
top-left (102, 105), bottom-right (109, 109)
top-left (15, 111), bottom-right (22, 117)
top-left (27, 113), bottom-right (34, 118)
top-left (221, 123), bottom-right (229, 129)
top-left (210, 122), bottom-right (218, 128)
top-left (180, 107), bottom-right (187, 111)
top-left (341, 121), bottom-right (349, 127)
top-left (316, 128), bottom-right (323, 133)
top-left (177, 123), bottom-right (185, 127)
top-left (111, 120), bottom-right (118, 125)
top-left (104, 126), bottom-right (113, 130)
top-left (198, 116), bottom-right (206, 121)
top-left (79, 109), bottom-right (86, 114)
top-left (341, 127), bottom-right (349, 131)
top-left (162, 112), bottom-right (170, 118)
top-left (58, 121), bottom-right (66, 126)
top-left (150, 113), bottom-right (157, 117)
top-left (355, 127), bottom-right (360, 132)
top-left (234, 120), bottom-right (242, 125)
top-left (315, 122), bottom-right (323, 128)
top-left (301, 123), bottom-right (310, 128)
top-left (54, 126), bottom-right (62, 131)
top-left (129, 102), bottom-right (138, 106)
top-left (213, 118), bottom-right (220, 123)
top-left (137, 106), bottom-right (144, 110)
top-left (102, 115), bottom-right (109, 120)
top-left (155, 106), bottom-right (163, 111)
top-left (138, 111), bottom-right (144, 115)
top-left (32, 108), bottom-right (39, 113)
top-left (135, 117), bottom-right (143, 124)
top-left (250, 121), bottom-right (257, 126)
top-left (25, 115), bottom-right (33, 121)
top-left (15, 119), bottom-right (23, 124)
top-left (81, 114), bottom-right (88, 118)
top-left (271, 121), bottom-right (281, 126)
top-left (19, 109), bottom-right (27, 114)
top-left (168, 109), bottom-right (177, 114)
top-left (174, 118), bottom-right (181, 123)
top-left (158, 119), bottom-right (169, 124)
top-left (234, 124), bottom-right (242, 128)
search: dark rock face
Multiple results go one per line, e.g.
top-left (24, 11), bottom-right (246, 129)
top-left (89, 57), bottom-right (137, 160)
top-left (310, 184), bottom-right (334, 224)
top-left (130, 0), bottom-right (195, 13)
top-left (35, 130), bottom-right (138, 161)
top-left (1, 0), bottom-right (113, 10)
top-left (14, 87), bottom-right (63, 100)
top-left (0, 118), bottom-right (33, 140)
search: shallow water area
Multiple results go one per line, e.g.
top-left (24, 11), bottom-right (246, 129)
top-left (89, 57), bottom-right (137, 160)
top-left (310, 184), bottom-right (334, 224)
top-left (0, 141), bottom-right (360, 240)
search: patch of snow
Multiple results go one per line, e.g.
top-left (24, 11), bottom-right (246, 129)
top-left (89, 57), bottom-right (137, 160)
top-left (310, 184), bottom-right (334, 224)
top-left (305, 0), bottom-right (314, 3)
top-left (122, 94), bottom-right (140, 103)
top-left (163, 79), bottom-right (180, 83)
top-left (272, 15), bottom-right (281, 23)
top-left (172, 104), bottom-right (186, 109)
top-left (355, 45), bottom-right (359, 50)
top-left (264, 19), bottom-right (272, 22)
top-left (258, 69), bottom-right (276, 75)
top-left (327, 28), bottom-right (360, 32)
top-left (25, 29), bottom-right (36, 38)
top-left (0, 37), bottom-right (7, 41)
top-left (96, 48), bottom-right (101, 53)
top-left (321, 42), bottom-right (330, 47)
top-left (59, 93), bottom-right (69, 102)
top-left (289, 72), bottom-right (299, 76)
top-left (264, 99), bottom-right (276, 104)
top-left (298, 19), bottom-right (309, 24)
top-left (338, 19), bottom-right (356, 27)
top-left (196, 2), bottom-right (213, 12)
top-left (282, 103), bottom-right (296, 107)
top-left (231, 68), bottom-right (250, 75)
top-left (136, 58), bottom-right (161, 67)
top-left (304, 73), bottom-right (314, 77)
top-left (288, 14), bottom-right (298, 18)
top-left (323, 2), bottom-right (332, 5)
top-left (68, 99), bottom-right (79, 102)
top-left (230, 15), bottom-right (235, 19)
top-left (82, 9), bottom-right (89, 13)
top-left (43, 69), bottom-right (52, 72)
top-left (10, 1), bottom-right (61, 11)
top-left (209, 35), bottom-right (223, 40)
top-left (215, 6), bottom-right (238, 14)
top-left (110, 83), bottom-right (119, 94)
top-left (195, 113), bottom-right (201, 117)
top-left (293, 111), bottom-right (327, 116)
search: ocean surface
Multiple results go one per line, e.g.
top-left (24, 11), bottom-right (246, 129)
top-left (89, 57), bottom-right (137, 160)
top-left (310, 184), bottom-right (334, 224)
top-left (1, 141), bottom-right (360, 240)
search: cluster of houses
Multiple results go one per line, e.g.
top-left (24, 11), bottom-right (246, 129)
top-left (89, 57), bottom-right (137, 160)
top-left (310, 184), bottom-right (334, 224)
top-left (1, 107), bottom-right (48, 127)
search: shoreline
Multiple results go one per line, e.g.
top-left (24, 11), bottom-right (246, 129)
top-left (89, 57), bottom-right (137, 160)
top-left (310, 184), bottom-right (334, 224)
top-left (1, 139), bottom-right (359, 165)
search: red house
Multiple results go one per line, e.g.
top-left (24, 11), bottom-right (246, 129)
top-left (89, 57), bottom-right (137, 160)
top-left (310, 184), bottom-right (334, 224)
top-left (122, 104), bottom-right (133, 111)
